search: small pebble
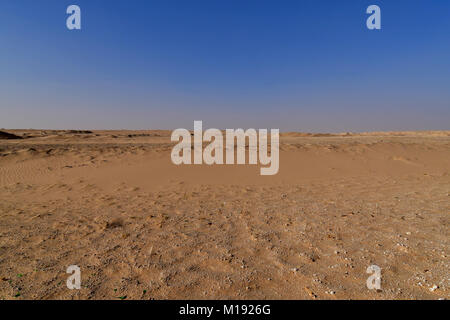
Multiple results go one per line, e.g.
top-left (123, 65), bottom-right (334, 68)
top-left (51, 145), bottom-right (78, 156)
top-left (430, 285), bottom-right (438, 292)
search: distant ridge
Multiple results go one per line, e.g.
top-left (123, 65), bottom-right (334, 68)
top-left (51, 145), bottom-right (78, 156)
top-left (0, 130), bottom-right (22, 140)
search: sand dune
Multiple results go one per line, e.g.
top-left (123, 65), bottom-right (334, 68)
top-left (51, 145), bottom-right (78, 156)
top-left (0, 130), bottom-right (448, 299)
top-left (0, 130), bottom-right (22, 140)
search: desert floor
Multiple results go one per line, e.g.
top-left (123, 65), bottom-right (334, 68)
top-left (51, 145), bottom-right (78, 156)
top-left (0, 129), bottom-right (448, 300)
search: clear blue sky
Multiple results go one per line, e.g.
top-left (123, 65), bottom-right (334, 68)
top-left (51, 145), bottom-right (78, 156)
top-left (1, 0), bottom-right (449, 131)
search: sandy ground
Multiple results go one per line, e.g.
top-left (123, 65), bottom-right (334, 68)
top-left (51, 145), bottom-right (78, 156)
top-left (0, 129), bottom-right (448, 300)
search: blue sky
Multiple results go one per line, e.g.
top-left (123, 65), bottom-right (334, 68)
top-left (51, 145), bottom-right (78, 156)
top-left (0, 0), bottom-right (449, 131)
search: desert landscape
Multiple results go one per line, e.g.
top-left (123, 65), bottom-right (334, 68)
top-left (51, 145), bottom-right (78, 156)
top-left (0, 129), bottom-right (448, 300)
